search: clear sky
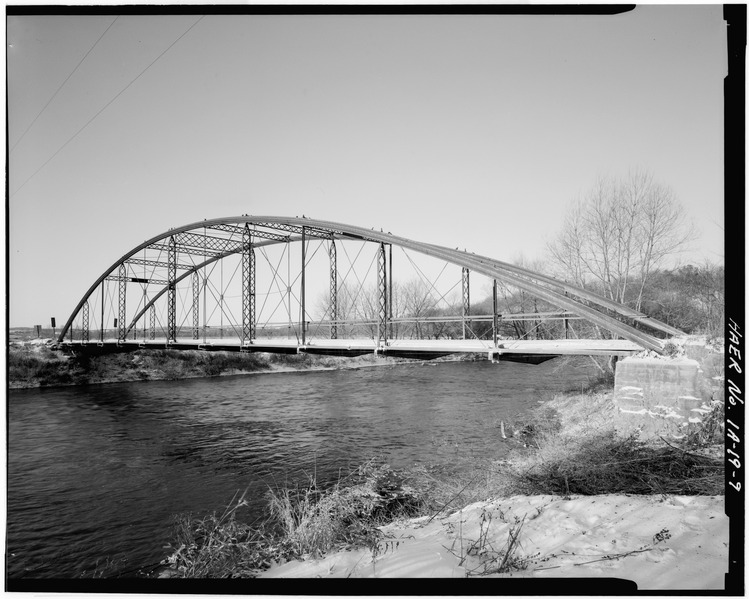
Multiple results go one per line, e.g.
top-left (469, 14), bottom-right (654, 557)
top-left (7, 5), bottom-right (727, 328)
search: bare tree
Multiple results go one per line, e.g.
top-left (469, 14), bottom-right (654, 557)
top-left (493, 255), bottom-right (562, 340)
top-left (400, 279), bottom-right (437, 339)
top-left (548, 169), bottom-right (695, 311)
top-left (315, 277), bottom-right (465, 341)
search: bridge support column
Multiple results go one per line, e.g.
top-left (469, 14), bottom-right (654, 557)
top-left (614, 357), bottom-right (712, 438)
top-left (168, 235), bottom-right (177, 342)
top-left (101, 282), bottom-right (105, 342)
top-left (141, 285), bottom-right (149, 340)
top-left (377, 243), bottom-right (387, 345)
top-left (301, 226), bottom-right (307, 345)
top-left (329, 239), bottom-right (337, 340)
top-left (118, 263), bottom-right (127, 342)
top-left (192, 272), bottom-right (201, 340)
top-left (388, 244), bottom-right (393, 340)
top-left (493, 279), bottom-right (499, 348)
top-left (242, 225), bottom-right (256, 345)
top-left (81, 301), bottom-right (89, 343)
top-left (149, 304), bottom-right (156, 340)
top-left (462, 267), bottom-right (470, 340)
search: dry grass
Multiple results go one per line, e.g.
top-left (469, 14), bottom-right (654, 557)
top-left (162, 490), bottom-right (282, 578)
top-left (491, 381), bottom-right (725, 497)
top-left (161, 461), bottom-right (425, 577)
top-left (502, 428), bottom-right (724, 496)
top-left (459, 510), bottom-right (529, 576)
top-left (411, 383), bottom-right (725, 506)
top-left (267, 461), bottom-right (424, 558)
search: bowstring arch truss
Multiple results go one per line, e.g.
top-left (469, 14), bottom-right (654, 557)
top-left (58, 216), bottom-right (682, 355)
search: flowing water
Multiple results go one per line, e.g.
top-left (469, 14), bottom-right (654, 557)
top-left (7, 358), bottom-right (598, 578)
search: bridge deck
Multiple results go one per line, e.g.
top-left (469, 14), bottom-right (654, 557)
top-left (60, 337), bottom-right (645, 358)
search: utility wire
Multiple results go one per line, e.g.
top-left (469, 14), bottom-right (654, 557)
top-left (11, 15), bottom-right (205, 197)
top-left (10, 16), bottom-right (120, 154)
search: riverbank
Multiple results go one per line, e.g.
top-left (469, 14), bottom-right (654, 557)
top-left (256, 391), bottom-right (728, 589)
top-left (261, 493), bottom-right (727, 589)
top-left (156, 365), bottom-right (729, 590)
top-left (7, 338), bottom-right (423, 389)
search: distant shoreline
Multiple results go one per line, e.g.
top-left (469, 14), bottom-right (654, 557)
top-left (7, 339), bottom-right (479, 390)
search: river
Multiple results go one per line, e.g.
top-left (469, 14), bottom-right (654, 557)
top-left (7, 358), bottom-right (598, 579)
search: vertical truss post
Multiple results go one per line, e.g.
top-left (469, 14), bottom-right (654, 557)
top-left (462, 267), bottom-right (470, 340)
top-left (101, 282), bottom-right (105, 342)
top-left (301, 226), bottom-right (307, 346)
top-left (242, 225), bottom-right (256, 345)
top-left (81, 301), bottom-right (89, 343)
top-left (493, 279), bottom-right (499, 348)
top-left (192, 272), bottom-right (200, 340)
top-left (118, 263), bottom-right (127, 342)
top-left (149, 304), bottom-right (156, 340)
top-left (377, 242), bottom-right (387, 345)
top-left (388, 244), bottom-right (393, 340)
top-left (250, 248), bottom-right (256, 341)
top-left (168, 235), bottom-right (177, 343)
top-left (287, 239), bottom-right (292, 339)
top-left (142, 286), bottom-right (148, 340)
top-left (203, 264), bottom-right (207, 344)
top-left (329, 239), bottom-right (338, 340)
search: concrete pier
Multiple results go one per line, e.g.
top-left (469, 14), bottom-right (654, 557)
top-left (613, 357), bottom-right (713, 438)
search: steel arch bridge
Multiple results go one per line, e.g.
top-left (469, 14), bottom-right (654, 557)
top-left (57, 216), bottom-right (683, 362)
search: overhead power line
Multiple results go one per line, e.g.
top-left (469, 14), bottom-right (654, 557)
top-left (10, 16), bottom-right (120, 154)
top-left (11, 15), bottom-right (205, 197)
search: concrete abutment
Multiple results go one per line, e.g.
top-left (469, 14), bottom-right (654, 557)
top-left (613, 356), bottom-right (715, 438)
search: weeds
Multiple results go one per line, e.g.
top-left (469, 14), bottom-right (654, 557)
top-left (685, 398), bottom-right (725, 447)
top-left (163, 489), bottom-right (290, 578)
top-left (162, 461), bottom-right (425, 578)
top-left (8, 344), bottom-right (76, 387)
top-left (446, 508), bottom-right (530, 576)
top-left (501, 428), bottom-right (724, 496)
top-left (267, 461), bottom-right (423, 558)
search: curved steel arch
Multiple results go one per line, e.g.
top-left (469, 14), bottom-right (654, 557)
top-left (121, 234), bottom-right (305, 338)
top-left (58, 216), bottom-right (679, 353)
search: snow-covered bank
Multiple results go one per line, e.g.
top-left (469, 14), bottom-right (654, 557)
top-left (261, 493), bottom-right (728, 590)
top-left (260, 341), bottom-right (730, 589)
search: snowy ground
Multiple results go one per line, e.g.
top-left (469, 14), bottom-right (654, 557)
top-left (260, 493), bottom-right (728, 591)
top-left (260, 338), bottom-right (731, 590)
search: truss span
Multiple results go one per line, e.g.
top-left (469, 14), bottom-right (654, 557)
top-left (58, 216), bottom-right (681, 355)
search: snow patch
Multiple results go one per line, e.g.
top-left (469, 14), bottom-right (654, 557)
top-left (260, 494), bottom-right (729, 590)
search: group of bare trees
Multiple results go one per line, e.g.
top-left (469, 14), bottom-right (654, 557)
top-left (545, 169), bottom-right (722, 337)
top-left (547, 170), bottom-right (697, 311)
top-left (448, 169), bottom-right (721, 340)
top-left (314, 279), bottom-right (467, 340)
